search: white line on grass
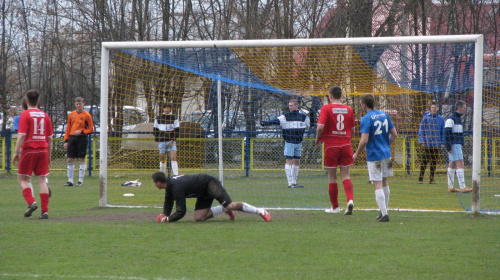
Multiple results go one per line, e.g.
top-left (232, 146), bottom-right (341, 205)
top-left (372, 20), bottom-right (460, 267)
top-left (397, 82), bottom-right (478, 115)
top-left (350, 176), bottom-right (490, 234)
top-left (0, 273), bottom-right (190, 280)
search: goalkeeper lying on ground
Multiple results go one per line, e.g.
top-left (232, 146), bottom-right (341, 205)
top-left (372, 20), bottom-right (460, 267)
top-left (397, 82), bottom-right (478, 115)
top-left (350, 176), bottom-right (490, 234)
top-left (152, 172), bottom-right (271, 223)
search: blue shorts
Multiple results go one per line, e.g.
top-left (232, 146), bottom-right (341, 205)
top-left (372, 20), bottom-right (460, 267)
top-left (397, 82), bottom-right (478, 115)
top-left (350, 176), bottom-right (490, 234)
top-left (284, 142), bottom-right (302, 159)
top-left (158, 141), bottom-right (177, 154)
top-left (448, 144), bottom-right (463, 162)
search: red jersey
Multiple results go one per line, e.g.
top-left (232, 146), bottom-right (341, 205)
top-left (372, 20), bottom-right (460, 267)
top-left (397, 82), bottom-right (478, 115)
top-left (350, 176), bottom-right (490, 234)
top-left (317, 103), bottom-right (355, 146)
top-left (18, 109), bottom-right (54, 150)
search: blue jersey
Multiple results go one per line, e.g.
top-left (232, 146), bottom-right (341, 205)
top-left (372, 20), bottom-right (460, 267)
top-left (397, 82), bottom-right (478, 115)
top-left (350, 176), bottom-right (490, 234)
top-left (360, 110), bottom-right (395, 161)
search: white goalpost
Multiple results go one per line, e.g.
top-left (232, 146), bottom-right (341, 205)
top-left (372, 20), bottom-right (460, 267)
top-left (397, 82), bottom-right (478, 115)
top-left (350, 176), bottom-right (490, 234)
top-left (99, 35), bottom-right (486, 213)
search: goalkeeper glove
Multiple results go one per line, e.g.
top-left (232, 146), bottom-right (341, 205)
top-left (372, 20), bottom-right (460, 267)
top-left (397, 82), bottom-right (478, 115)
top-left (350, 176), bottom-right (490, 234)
top-left (157, 213), bottom-right (168, 223)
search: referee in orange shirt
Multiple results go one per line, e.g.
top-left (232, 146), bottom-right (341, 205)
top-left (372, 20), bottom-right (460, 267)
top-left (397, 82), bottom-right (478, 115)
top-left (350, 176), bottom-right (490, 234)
top-left (63, 97), bottom-right (94, 186)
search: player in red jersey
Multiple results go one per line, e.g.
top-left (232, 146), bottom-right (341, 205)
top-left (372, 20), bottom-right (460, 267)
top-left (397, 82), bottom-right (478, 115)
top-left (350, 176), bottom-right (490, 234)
top-left (315, 86), bottom-right (355, 215)
top-left (12, 90), bottom-right (54, 219)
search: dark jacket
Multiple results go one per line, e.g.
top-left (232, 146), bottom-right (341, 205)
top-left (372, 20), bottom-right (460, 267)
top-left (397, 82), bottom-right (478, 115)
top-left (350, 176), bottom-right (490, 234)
top-left (444, 111), bottom-right (465, 151)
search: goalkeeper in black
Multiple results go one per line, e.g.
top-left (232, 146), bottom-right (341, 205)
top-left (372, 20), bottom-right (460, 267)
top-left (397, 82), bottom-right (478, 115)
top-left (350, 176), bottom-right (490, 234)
top-left (152, 172), bottom-right (271, 223)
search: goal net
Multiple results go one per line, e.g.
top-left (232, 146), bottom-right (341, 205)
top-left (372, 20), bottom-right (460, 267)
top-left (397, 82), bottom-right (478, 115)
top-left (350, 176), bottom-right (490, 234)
top-left (99, 36), bottom-right (499, 213)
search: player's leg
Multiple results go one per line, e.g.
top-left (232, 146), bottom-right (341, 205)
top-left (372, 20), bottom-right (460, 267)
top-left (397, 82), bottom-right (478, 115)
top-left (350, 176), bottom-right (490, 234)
top-left (418, 147), bottom-right (429, 183)
top-left (339, 145), bottom-right (354, 214)
top-left (429, 148), bottom-right (438, 183)
top-left (65, 138), bottom-right (76, 186)
top-left (158, 142), bottom-right (166, 173)
top-left (76, 137), bottom-right (87, 186)
top-left (17, 152), bottom-right (37, 217)
top-left (291, 143), bottom-right (302, 186)
top-left (284, 160), bottom-right (294, 188)
top-left (225, 202), bottom-right (271, 222)
top-left (33, 151), bottom-right (50, 219)
top-left (169, 142), bottom-right (178, 176)
top-left (324, 145), bottom-right (339, 213)
top-left (76, 158), bottom-right (86, 186)
top-left (291, 157), bottom-right (301, 187)
top-left (368, 160), bottom-right (388, 221)
top-left (19, 174), bottom-right (37, 216)
top-left (447, 147), bottom-right (458, 192)
top-left (208, 179), bottom-right (270, 221)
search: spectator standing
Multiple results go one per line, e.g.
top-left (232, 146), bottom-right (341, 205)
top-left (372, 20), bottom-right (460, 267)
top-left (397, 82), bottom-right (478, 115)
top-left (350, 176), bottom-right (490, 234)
top-left (417, 102), bottom-right (445, 184)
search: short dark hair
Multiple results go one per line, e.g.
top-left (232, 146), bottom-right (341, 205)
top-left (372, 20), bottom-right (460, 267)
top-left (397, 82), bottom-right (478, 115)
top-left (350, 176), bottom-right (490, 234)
top-left (289, 99), bottom-right (298, 105)
top-left (429, 101), bottom-right (437, 107)
top-left (25, 90), bottom-right (40, 107)
top-left (21, 97), bottom-right (28, 110)
top-left (151, 171), bottom-right (168, 183)
top-left (360, 93), bottom-right (375, 109)
top-left (329, 86), bottom-right (342, 99)
top-left (75, 97), bottom-right (84, 103)
top-left (456, 100), bottom-right (466, 108)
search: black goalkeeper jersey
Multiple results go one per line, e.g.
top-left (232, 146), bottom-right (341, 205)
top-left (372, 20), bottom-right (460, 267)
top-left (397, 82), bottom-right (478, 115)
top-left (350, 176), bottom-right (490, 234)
top-left (163, 174), bottom-right (216, 222)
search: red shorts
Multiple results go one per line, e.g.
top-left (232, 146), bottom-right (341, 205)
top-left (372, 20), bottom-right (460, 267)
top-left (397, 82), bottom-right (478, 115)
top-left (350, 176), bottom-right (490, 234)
top-left (324, 144), bottom-right (353, 168)
top-left (17, 149), bottom-right (50, 177)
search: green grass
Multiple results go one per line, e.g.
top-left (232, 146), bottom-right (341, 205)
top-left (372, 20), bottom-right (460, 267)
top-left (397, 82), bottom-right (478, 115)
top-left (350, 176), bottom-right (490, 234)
top-left (0, 171), bottom-right (499, 280)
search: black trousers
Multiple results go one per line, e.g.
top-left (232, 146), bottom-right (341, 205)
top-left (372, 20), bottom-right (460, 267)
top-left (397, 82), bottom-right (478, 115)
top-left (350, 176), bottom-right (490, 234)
top-left (419, 147), bottom-right (441, 180)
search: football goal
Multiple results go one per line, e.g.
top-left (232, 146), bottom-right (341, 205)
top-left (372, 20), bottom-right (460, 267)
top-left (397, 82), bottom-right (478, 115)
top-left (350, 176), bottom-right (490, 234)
top-left (99, 35), bottom-right (500, 214)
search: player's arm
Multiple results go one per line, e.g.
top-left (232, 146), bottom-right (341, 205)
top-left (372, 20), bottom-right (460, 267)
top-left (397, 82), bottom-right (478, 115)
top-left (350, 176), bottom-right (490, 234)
top-left (389, 127), bottom-right (398, 145)
top-left (444, 118), bottom-right (454, 151)
top-left (315, 123), bottom-right (325, 146)
top-left (172, 118), bottom-right (180, 140)
top-left (353, 133), bottom-right (369, 161)
top-left (153, 118), bottom-right (160, 142)
top-left (417, 118), bottom-right (425, 145)
top-left (167, 197), bottom-right (187, 222)
top-left (63, 112), bottom-right (72, 143)
top-left (84, 112), bottom-right (94, 134)
top-left (12, 134), bottom-right (26, 164)
top-left (47, 136), bottom-right (53, 163)
top-left (260, 118), bottom-right (280, 127)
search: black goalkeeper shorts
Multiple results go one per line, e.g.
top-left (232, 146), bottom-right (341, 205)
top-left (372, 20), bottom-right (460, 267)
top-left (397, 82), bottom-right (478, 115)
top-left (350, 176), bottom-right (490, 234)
top-left (67, 136), bottom-right (88, 159)
top-left (195, 179), bottom-right (233, 210)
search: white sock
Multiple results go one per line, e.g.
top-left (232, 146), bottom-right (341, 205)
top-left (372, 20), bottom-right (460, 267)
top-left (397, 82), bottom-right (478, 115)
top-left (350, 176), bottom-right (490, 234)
top-left (242, 203), bottom-right (259, 214)
top-left (285, 164), bottom-right (293, 186)
top-left (67, 162), bottom-right (74, 183)
top-left (79, 162), bottom-right (86, 182)
top-left (291, 165), bottom-right (299, 185)
top-left (375, 189), bottom-right (387, 216)
top-left (447, 168), bottom-right (455, 188)
top-left (160, 162), bottom-right (165, 173)
top-left (456, 169), bottom-right (466, 189)
top-left (383, 186), bottom-right (390, 208)
top-left (171, 161), bottom-right (179, 176)
top-left (210, 205), bottom-right (224, 217)
top-left (28, 182), bottom-right (34, 197)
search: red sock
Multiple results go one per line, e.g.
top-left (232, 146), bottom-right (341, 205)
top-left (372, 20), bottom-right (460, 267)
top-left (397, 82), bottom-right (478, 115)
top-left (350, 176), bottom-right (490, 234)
top-left (328, 183), bottom-right (339, 208)
top-left (22, 188), bottom-right (35, 206)
top-left (343, 179), bottom-right (354, 202)
top-left (40, 193), bottom-right (50, 214)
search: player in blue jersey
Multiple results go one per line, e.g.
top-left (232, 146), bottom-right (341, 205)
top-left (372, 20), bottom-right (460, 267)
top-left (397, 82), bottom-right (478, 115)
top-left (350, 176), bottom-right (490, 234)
top-left (353, 94), bottom-right (398, 222)
top-left (261, 99), bottom-right (310, 188)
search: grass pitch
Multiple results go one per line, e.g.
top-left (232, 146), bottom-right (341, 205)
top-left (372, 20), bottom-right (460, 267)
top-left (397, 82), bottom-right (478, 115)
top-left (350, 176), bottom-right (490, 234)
top-left (0, 171), bottom-right (499, 280)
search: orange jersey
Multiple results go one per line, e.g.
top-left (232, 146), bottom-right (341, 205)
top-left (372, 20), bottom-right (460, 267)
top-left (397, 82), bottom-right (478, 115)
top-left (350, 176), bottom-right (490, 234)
top-left (64, 110), bottom-right (94, 141)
